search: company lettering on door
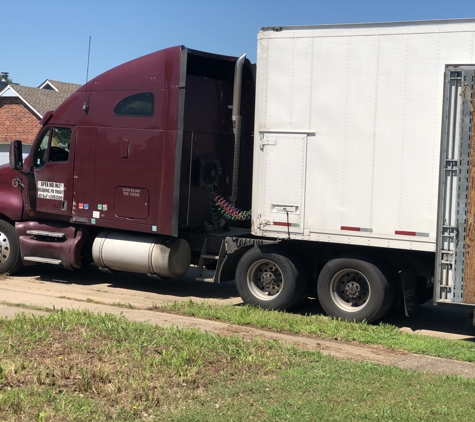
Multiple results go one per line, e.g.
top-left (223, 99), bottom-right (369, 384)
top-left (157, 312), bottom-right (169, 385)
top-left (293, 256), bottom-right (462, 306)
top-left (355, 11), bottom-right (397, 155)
top-left (122, 187), bottom-right (141, 197)
top-left (37, 181), bottom-right (64, 201)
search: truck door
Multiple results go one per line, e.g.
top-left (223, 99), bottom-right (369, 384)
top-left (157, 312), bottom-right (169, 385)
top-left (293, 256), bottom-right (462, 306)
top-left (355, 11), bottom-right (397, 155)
top-left (30, 126), bottom-right (75, 216)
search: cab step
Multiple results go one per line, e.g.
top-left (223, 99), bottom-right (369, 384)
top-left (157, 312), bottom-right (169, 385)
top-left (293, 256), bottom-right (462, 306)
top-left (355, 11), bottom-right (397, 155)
top-left (26, 230), bottom-right (66, 239)
top-left (201, 253), bottom-right (219, 260)
top-left (23, 256), bottom-right (62, 265)
top-left (196, 238), bottom-right (226, 283)
top-left (196, 277), bottom-right (215, 282)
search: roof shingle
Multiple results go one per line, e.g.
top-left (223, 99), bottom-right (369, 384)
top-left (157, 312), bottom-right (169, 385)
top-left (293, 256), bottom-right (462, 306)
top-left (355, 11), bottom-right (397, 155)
top-left (3, 80), bottom-right (81, 116)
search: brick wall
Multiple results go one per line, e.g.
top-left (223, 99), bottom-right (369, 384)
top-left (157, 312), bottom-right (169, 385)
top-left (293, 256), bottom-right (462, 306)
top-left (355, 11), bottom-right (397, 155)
top-left (0, 98), bottom-right (40, 144)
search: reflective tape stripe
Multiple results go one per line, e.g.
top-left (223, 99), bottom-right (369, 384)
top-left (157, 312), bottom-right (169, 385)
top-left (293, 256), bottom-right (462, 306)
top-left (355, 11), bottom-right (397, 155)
top-left (395, 230), bottom-right (430, 237)
top-left (273, 222), bottom-right (300, 227)
top-left (341, 226), bottom-right (373, 233)
top-left (274, 222), bottom-right (291, 227)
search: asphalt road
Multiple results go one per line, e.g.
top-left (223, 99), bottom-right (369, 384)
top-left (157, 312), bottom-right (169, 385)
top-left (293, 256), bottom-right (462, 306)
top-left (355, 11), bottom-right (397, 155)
top-left (2, 263), bottom-right (475, 340)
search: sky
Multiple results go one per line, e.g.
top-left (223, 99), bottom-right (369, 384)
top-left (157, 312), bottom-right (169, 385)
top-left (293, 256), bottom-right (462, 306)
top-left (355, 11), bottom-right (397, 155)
top-left (5, 0), bottom-right (475, 87)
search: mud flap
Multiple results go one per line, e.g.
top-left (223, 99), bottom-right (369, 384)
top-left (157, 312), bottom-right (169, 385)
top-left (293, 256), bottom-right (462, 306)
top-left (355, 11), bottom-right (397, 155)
top-left (400, 269), bottom-right (420, 317)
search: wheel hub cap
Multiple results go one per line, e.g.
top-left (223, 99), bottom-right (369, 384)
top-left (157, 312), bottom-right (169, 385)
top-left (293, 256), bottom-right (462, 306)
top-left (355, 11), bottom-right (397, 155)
top-left (262, 271), bottom-right (276, 287)
top-left (259, 267), bottom-right (281, 294)
top-left (345, 281), bottom-right (361, 298)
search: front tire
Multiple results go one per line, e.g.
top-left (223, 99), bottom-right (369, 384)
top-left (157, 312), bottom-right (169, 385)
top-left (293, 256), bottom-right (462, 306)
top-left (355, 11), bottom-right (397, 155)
top-left (317, 257), bottom-right (394, 323)
top-left (0, 219), bottom-right (22, 274)
top-left (235, 246), bottom-right (307, 310)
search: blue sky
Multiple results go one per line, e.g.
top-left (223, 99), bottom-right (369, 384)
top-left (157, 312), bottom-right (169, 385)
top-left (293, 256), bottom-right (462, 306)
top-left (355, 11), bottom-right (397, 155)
top-left (5, 0), bottom-right (475, 87)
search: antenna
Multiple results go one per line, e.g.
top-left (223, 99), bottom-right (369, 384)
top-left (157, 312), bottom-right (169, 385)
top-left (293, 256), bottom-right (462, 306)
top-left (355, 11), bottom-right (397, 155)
top-left (83, 36), bottom-right (91, 114)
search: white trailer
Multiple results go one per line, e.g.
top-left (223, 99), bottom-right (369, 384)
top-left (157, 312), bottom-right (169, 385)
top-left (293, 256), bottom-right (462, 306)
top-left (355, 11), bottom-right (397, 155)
top-left (232, 19), bottom-right (475, 322)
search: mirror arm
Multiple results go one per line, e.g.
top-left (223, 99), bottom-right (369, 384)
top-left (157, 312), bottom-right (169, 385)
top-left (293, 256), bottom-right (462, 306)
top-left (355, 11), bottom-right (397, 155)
top-left (17, 169), bottom-right (35, 179)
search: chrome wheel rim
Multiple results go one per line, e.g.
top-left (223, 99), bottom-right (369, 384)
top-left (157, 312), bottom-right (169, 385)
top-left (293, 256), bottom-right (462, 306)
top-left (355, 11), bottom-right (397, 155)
top-left (0, 230), bottom-right (11, 266)
top-left (246, 259), bottom-right (283, 301)
top-left (329, 269), bottom-right (371, 312)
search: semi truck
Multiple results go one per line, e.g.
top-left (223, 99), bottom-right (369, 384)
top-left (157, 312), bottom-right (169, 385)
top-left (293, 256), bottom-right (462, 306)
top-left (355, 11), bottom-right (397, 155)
top-left (2, 18), bottom-right (475, 323)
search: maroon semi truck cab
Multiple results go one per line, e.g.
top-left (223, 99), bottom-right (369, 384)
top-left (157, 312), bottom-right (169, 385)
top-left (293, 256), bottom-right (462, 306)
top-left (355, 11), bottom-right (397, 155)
top-left (1, 46), bottom-right (255, 277)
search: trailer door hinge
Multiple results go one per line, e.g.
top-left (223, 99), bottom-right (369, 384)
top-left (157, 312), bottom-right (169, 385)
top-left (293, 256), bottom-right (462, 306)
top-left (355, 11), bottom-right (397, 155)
top-left (256, 216), bottom-right (263, 230)
top-left (259, 135), bottom-right (276, 150)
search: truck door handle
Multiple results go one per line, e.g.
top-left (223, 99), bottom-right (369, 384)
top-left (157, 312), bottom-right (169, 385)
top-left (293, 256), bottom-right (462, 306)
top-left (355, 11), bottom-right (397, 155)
top-left (121, 139), bottom-right (129, 158)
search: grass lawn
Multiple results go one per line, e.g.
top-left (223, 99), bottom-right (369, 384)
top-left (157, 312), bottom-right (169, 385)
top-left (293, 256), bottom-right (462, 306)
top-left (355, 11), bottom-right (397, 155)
top-left (0, 310), bottom-right (474, 421)
top-left (157, 300), bottom-right (475, 363)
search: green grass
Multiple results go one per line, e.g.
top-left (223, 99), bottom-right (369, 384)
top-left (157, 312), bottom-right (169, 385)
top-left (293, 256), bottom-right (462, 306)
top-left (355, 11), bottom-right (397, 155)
top-left (4, 294), bottom-right (475, 364)
top-left (0, 309), bottom-right (474, 421)
top-left (158, 300), bottom-right (475, 363)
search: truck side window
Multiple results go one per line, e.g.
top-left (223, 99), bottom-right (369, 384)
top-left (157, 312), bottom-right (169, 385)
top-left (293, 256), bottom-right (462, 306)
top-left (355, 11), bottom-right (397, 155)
top-left (113, 92), bottom-right (154, 117)
top-left (33, 131), bottom-right (50, 168)
top-left (32, 127), bottom-right (72, 168)
top-left (50, 128), bottom-right (71, 162)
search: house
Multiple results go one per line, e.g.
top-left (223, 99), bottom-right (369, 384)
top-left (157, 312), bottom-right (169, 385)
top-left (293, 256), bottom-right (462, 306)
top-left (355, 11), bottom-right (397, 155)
top-left (0, 76), bottom-right (81, 165)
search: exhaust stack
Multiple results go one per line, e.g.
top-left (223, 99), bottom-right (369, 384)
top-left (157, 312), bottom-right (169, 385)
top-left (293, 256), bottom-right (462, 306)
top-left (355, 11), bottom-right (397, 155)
top-left (230, 52), bottom-right (246, 205)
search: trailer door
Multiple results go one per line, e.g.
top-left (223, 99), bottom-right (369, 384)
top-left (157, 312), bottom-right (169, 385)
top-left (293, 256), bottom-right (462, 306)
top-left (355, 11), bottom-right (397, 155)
top-left (436, 66), bottom-right (475, 305)
top-left (257, 132), bottom-right (307, 234)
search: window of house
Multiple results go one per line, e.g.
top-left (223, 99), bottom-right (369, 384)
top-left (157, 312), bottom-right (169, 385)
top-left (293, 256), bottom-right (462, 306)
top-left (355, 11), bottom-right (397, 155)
top-left (113, 92), bottom-right (154, 117)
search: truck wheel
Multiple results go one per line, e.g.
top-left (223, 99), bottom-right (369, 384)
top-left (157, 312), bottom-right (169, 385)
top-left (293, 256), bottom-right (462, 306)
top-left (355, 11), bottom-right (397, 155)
top-left (317, 258), bottom-right (394, 323)
top-left (235, 246), bottom-right (306, 310)
top-left (0, 219), bottom-right (22, 275)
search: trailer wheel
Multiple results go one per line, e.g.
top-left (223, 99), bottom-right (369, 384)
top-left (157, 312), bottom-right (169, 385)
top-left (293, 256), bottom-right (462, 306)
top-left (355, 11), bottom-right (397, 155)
top-left (235, 246), bottom-right (306, 310)
top-left (0, 219), bottom-right (22, 275)
top-left (317, 258), bottom-right (394, 323)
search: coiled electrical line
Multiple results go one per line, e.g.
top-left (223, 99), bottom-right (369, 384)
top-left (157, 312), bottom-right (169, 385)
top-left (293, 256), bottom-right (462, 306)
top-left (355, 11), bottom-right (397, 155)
top-left (207, 186), bottom-right (251, 222)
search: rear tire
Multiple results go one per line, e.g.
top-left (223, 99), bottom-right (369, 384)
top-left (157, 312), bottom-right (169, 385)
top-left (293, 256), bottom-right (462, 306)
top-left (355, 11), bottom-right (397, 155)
top-left (0, 219), bottom-right (22, 275)
top-left (317, 257), bottom-right (395, 323)
top-left (235, 246), bottom-right (307, 310)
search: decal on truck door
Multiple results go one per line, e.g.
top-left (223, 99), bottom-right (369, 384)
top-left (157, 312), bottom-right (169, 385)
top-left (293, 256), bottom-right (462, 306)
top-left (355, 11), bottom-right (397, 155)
top-left (37, 181), bottom-right (64, 201)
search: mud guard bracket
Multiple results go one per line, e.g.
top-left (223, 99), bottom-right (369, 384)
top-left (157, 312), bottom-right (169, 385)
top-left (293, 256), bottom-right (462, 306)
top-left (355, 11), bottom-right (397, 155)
top-left (400, 269), bottom-right (420, 317)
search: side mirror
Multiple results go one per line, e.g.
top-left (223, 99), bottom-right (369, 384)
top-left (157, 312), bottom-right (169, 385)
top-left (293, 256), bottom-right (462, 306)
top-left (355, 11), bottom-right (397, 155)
top-left (9, 140), bottom-right (23, 171)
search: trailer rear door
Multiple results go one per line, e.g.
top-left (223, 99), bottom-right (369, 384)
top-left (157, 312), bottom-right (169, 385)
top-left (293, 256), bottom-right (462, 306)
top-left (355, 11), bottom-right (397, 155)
top-left (436, 65), bottom-right (475, 305)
